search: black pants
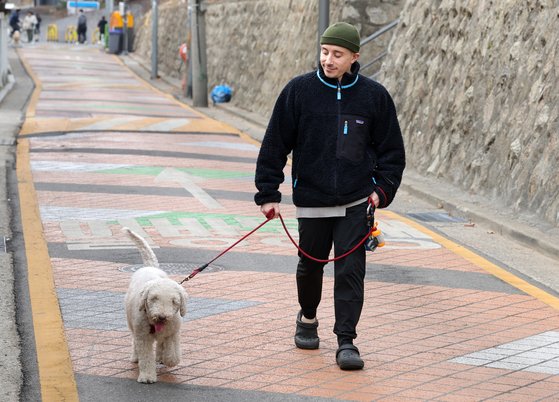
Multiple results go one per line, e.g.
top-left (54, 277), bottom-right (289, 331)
top-left (296, 201), bottom-right (368, 343)
top-left (78, 25), bottom-right (87, 43)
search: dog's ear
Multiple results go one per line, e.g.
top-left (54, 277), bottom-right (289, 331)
top-left (139, 284), bottom-right (152, 312)
top-left (177, 285), bottom-right (188, 317)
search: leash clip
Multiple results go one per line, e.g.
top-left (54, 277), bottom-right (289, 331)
top-left (365, 201), bottom-right (384, 252)
top-left (366, 202), bottom-right (375, 227)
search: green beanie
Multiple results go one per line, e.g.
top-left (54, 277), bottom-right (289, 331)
top-left (320, 22), bottom-right (360, 53)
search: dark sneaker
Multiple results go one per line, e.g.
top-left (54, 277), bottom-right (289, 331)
top-left (294, 310), bottom-right (319, 349)
top-left (336, 344), bottom-right (364, 370)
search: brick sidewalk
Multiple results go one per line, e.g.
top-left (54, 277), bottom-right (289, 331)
top-left (17, 44), bottom-right (559, 401)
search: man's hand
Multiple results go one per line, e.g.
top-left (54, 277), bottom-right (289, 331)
top-left (369, 192), bottom-right (380, 207)
top-left (260, 202), bottom-right (280, 219)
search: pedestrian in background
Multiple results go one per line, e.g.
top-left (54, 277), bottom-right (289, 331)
top-left (77, 9), bottom-right (87, 44)
top-left (34, 13), bottom-right (42, 41)
top-left (22, 11), bottom-right (37, 43)
top-left (255, 22), bottom-right (406, 370)
top-left (97, 16), bottom-right (108, 43)
top-left (9, 9), bottom-right (21, 38)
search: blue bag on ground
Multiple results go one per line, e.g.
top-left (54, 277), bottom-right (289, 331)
top-left (211, 85), bottom-right (232, 104)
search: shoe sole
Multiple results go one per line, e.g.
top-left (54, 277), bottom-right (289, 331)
top-left (338, 361), bottom-right (364, 370)
top-left (294, 338), bottom-right (319, 350)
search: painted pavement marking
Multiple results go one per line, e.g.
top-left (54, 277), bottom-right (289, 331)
top-left (155, 167), bottom-right (224, 210)
top-left (57, 288), bottom-right (261, 331)
top-left (31, 147), bottom-right (256, 164)
top-left (52, 211), bottom-right (440, 252)
top-left (77, 116), bottom-right (143, 131)
top-left (143, 118), bottom-right (191, 132)
top-left (181, 141), bottom-right (261, 152)
top-left (40, 206), bottom-right (168, 221)
top-left (451, 331), bottom-right (559, 374)
top-left (31, 160), bottom-right (131, 172)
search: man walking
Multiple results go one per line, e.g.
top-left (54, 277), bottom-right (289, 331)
top-left (77, 9), bottom-right (87, 44)
top-left (255, 22), bottom-right (406, 370)
top-left (9, 9), bottom-right (21, 38)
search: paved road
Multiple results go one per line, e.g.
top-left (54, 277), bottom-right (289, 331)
top-left (3, 42), bottom-right (559, 401)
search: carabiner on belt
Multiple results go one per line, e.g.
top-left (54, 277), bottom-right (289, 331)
top-left (365, 201), bottom-right (385, 252)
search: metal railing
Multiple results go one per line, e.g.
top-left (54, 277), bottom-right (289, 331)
top-left (359, 18), bottom-right (399, 80)
top-left (0, 13), bottom-right (10, 90)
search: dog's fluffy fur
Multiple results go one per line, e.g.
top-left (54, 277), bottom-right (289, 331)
top-left (123, 227), bottom-right (188, 383)
top-left (12, 30), bottom-right (21, 46)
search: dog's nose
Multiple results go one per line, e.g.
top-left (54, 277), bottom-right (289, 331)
top-left (157, 315), bottom-right (167, 322)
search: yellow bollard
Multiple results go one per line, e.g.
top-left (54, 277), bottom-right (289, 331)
top-left (91, 28), bottom-right (100, 44)
top-left (65, 25), bottom-right (78, 43)
top-left (47, 24), bottom-right (58, 42)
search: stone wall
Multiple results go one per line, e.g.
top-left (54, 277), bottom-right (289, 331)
top-left (134, 0), bottom-right (403, 118)
top-left (380, 0), bottom-right (559, 225)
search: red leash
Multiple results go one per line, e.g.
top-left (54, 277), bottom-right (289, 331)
top-left (180, 205), bottom-right (375, 284)
top-left (180, 215), bottom-right (274, 283)
top-left (277, 213), bottom-right (373, 263)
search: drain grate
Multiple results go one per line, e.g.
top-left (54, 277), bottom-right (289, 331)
top-left (118, 263), bottom-right (224, 275)
top-left (407, 212), bottom-right (467, 223)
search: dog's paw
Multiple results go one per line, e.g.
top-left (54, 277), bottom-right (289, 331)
top-left (137, 372), bottom-right (157, 384)
top-left (162, 356), bottom-right (180, 367)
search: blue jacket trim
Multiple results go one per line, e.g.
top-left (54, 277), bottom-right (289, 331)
top-left (316, 70), bottom-right (359, 89)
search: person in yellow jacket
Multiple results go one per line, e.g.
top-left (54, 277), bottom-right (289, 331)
top-left (110, 11), bottom-right (133, 30)
top-left (110, 11), bottom-right (123, 30)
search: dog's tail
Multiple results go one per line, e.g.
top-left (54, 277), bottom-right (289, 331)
top-left (122, 227), bottom-right (159, 268)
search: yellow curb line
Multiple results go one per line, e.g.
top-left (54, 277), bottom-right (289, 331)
top-left (383, 210), bottom-right (559, 310)
top-left (16, 50), bottom-right (79, 402)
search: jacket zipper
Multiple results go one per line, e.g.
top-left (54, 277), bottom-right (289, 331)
top-left (335, 81), bottom-right (342, 198)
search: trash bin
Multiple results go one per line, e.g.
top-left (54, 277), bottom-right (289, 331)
top-left (108, 29), bottom-right (123, 54)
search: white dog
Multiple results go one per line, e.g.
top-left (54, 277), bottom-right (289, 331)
top-left (12, 30), bottom-right (21, 46)
top-left (123, 227), bottom-right (188, 383)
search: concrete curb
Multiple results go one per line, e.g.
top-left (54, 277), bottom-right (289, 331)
top-left (0, 56), bottom-right (22, 402)
top-left (0, 73), bottom-right (15, 105)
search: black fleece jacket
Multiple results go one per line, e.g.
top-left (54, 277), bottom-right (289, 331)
top-left (255, 62), bottom-right (405, 208)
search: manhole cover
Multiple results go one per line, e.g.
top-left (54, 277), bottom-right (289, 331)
top-left (118, 263), bottom-right (224, 275)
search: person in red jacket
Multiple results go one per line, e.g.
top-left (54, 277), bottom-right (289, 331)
top-left (255, 22), bottom-right (406, 370)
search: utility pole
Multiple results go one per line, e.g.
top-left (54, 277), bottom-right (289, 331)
top-left (185, 5), bottom-right (193, 98)
top-left (189, 0), bottom-right (208, 107)
top-left (122, 1), bottom-right (128, 55)
top-left (318, 0), bottom-right (329, 63)
top-left (151, 0), bottom-right (158, 79)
